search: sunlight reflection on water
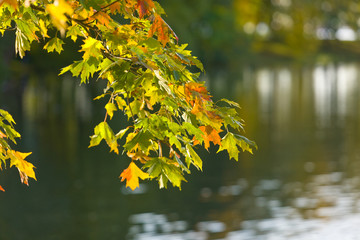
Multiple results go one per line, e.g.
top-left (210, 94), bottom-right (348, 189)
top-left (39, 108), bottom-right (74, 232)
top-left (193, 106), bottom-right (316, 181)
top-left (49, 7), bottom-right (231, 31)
top-left (128, 173), bottom-right (360, 239)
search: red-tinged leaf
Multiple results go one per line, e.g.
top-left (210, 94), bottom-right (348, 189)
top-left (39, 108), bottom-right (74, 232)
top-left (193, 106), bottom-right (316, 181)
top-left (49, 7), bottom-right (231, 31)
top-left (148, 15), bottom-right (170, 46)
top-left (127, 151), bottom-right (151, 162)
top-left (190, 99), bottom-right (204, 115)
top-left (18, 168), bottom-right (30, 186)
top-left (120, 162), bottom-right (149, 190)
top-left (185, 82), bottom-right (211, 103)
top-left (0, 185), bottom-right (4, 192)
top-left (136, 0), bottom-right (155, 19)
top-left (199, 126), bottom-right (222, 150)
top-left (93, 11), bottom-right (112, 28)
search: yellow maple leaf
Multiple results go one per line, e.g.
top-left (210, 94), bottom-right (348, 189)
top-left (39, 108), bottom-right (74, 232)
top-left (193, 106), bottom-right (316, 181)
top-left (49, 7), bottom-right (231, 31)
top-left (46, 0), bottom-right (73, 36)
top-left (7, 150), bottom-right (36, 186)
top-left (38, 19), bottom-right (50, 38)
top-left (80, 37), bottom-right (103, 60)
top-left (119, 162), bottom-right (149, 190)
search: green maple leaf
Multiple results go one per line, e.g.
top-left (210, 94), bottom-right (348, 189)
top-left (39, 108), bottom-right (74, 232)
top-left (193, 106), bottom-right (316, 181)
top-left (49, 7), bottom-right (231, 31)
top-left (89, 122), bottom-right (118, 154)
top-left (217, 132), bottom-right (240, 161)
top-left (185, 144), bottom-right (202, 170)
top-left (43, 37), bottom-right (64, 54)
top-left (144, 157), bottom-right (186, 189)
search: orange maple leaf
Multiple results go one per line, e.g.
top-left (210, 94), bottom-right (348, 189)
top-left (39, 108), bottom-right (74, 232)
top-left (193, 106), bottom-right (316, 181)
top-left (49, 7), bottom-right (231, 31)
top-left (0, 0), bottom-right (18, 9)
top-left (148, 15), bottom-right (170, 46)
top-left (136, 0), bottom-right (155, 19)
top-left (120, 162), bottom-right (149, 190)
top-left (190, 99), bottom-right (203, 115)
top-left (108, 2), bottom-right (121, 14)
top-left (127, 151), bottom-right (151, 163)
top-left (185, 82), bottom-right (211, 103)
top-left (198, 126), bottom-right (222, 150)
top-left (92, 11), bottom-right (112, 28)
top-left (0, 185), bottom-right (4, 192)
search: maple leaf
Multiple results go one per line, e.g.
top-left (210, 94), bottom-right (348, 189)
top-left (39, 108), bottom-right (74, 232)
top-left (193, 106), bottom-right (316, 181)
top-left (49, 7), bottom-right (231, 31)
top-left (105, 102), bottom-right (117, 120)
top-left (0, 0), bottom-right (18, 9)
top-left (43, 37), bottom-right (64, 54)
top-left (148, 15), bottom-right (170, 46)
top-left (120, 162), bottom-right (149, 190)
top-left (127, 151), bottom-right (151, 163)
top-left (38, 19), bottom-right (50, 38)
top-left (136, 0), bottom-right (155, 19)
top-left (46, 0), bottom-right (74, 36)
top-left (143, 157), bottom-right (187, 189)
top-left (108, 2), bottom-right (121, 14)
top-left (235, 134), bottom-right (257, 154)
top-left (186, 144), bottom-right (202, 170)
top-left (0, 185), bottom-right (4, 192)
top-left (198, 126), bottom-right (221, 150)
top-left (7, 150), bottom-right (36, 186)
top-left (190, 99), bottom-right (203, 115)
top-left (89, 122), bottom-right (119, 154)
top-left (217, 132), bottom-right (240, 161)
top-left (80, 37), bottom-right (103, 60)
top-left (185, 82), bottom-right (211, 103)
top-left (92, 11), bottom-right (112, 28)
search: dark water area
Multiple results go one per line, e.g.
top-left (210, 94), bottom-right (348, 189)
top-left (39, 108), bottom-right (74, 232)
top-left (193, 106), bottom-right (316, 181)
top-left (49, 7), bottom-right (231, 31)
top-left (2, 61), bottom-right (360, 239)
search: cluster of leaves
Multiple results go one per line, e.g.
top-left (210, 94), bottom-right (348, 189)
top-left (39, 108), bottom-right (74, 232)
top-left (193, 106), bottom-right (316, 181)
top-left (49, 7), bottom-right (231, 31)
top-left (0, 0), bottom-right (256, 191)
top-left (0, 110), bottom-right (36, 191)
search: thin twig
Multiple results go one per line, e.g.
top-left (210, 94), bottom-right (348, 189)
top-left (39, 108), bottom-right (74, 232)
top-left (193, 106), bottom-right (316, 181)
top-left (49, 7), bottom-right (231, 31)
top-left (30, 4), bottom-right (45, 12)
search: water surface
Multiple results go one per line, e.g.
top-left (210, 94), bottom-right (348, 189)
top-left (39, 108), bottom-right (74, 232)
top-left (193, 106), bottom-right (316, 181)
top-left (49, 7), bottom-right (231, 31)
top-left (1, 62), bottom-right (360, 239)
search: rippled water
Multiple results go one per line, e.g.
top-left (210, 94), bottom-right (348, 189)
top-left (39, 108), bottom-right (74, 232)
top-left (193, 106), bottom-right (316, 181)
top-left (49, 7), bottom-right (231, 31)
top-left (2, 62), bottom-right (360, 239)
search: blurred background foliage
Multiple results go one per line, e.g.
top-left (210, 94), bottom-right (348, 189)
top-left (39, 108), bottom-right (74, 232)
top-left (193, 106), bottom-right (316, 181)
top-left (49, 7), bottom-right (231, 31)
top-left (160, 0), bottom-right (360, 70)
top-left (1, 0), bottom-right (360, 80)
